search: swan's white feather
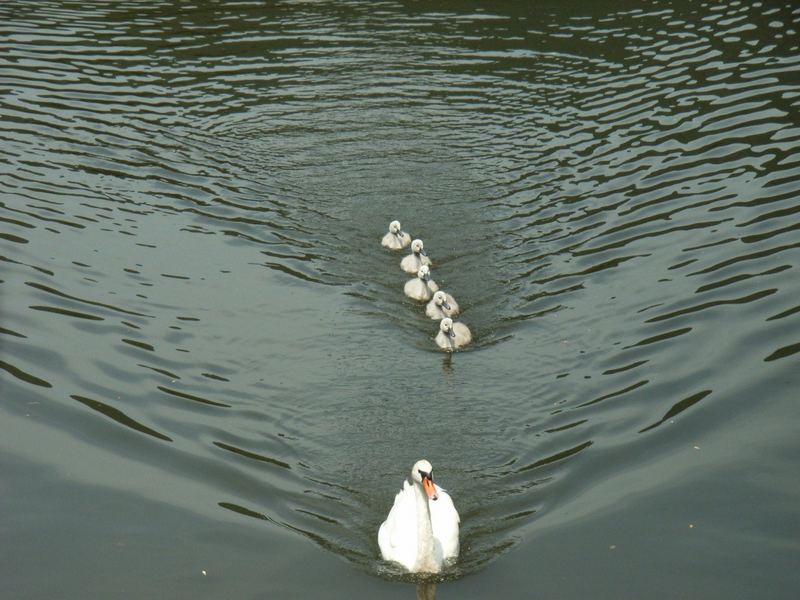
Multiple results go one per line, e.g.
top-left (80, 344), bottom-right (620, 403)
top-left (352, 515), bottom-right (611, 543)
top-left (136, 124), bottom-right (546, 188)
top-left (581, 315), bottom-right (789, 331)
top-left (404, 278), bottom-right (437, 301)
top-left (425, 292), bottom-right (459, 319)
top-left (378, 480), bottom-right (419, 571)
top-left (400, 253), bottom-right (431, 274)
top-left (382, 230), bottom-right (410, 250)
top-left (378, 477), bottom-right (459, 573)
top-left (429, 485), bottom-right (460, 561)
top-left (435, 321), bottom-right (472, 351)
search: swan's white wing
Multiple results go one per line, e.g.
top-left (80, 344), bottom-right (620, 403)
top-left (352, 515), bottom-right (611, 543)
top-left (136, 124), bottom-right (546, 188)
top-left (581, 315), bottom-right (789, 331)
top-left (400, 254), bottom-right (420, 274)
top-left (430, 485), bottom-right (460, 561)
top-left (402, 254), bottom-right (433, 273)
top-left (435, 331), bottom-right (453, 351)
top-left (382, 231), bottom-right (411, 250)
top-left (453, 322), bottom-right (472, 346)
top-left (404, 278), bottom-right (431, 301)
top-left (445, 294), bottom-right (460, 315)
top-left (403, 278), bottom-right (418, 298)
top-left (425, 299), bottom-right (442, 319)
top-left (382, 232), bottom-right (399, 249)
top-left (378, 480), bottom-right (418, 571)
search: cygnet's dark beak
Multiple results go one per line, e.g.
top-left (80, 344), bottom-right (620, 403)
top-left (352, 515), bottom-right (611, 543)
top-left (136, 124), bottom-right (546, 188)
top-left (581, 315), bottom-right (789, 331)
top-left (419, 248), bottom-right (427, 256)
top-left (448, 329), bottom-right (456, 338)
top-left (442, 300), bottom-right (451, 310)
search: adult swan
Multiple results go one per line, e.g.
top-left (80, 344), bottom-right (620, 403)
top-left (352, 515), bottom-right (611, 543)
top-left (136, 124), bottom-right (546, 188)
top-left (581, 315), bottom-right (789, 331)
top-left (378, 459), bottom-right (460, 573)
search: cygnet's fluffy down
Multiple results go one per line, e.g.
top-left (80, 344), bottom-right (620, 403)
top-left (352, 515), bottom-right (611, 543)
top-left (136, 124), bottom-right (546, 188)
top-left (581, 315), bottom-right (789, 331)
top-left (404, 265), bottom-right (439, 301)
top-left (400, 239), bottom-right (432, 274)
top-left (435, 317), bottom-right (472, 351)
top-left (381, 220), bottom-right (411, 250)
top-left (426, 290), bottom-right (460, 319)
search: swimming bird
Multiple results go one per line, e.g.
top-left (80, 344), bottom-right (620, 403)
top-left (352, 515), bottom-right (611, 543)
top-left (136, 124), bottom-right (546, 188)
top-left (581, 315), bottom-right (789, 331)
top-left (435, 317), bottom-right (472, 351)
top-left (426, 290), bottom-right (460, 320)
top-left (400, 239), bottom-right (431, 274)
top-left (404, 265), bottom-right (439, 301)
top-left (382, 220), bottom-right (411, 250)
top-left (378, 459), bottom-right (460, 574)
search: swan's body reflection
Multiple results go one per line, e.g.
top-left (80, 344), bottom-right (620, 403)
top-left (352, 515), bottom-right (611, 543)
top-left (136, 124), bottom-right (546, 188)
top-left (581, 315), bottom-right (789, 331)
top-left (417, 581), bottom-right (436, 600)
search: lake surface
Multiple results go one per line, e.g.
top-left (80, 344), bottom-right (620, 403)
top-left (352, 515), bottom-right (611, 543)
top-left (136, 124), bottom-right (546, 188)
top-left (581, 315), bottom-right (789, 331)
top-left (1, 1), bottom-right (799, 598)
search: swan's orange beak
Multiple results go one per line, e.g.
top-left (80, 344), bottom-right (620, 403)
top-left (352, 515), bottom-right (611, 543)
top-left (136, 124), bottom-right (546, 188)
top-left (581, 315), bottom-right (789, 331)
top-left (422, 476), bottom-right (438, 501)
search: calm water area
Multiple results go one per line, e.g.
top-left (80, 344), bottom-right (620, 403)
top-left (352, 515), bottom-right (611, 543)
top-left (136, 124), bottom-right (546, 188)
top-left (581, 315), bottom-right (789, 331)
top-left (1, 1), bottom-right (799, 598)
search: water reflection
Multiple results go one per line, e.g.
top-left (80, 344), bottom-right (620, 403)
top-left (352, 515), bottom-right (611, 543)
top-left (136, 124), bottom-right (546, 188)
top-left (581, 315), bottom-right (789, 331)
top-left (440, 353), bottom-right (454, 378)
top-left (1, 0), bottom-right (799, 594)
top-left (417, 581), bottom-right (437, 600)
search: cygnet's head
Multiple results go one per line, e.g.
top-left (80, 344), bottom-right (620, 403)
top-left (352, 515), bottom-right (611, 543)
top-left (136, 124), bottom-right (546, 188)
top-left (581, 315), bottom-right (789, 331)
top-left (411, 459), bottom-right (438, 500)
top-left (410, 239), bottom-right (425, 255)
top-left (389, 220), bottom-right (402, 234)
top-left (440, 317), bottom-right (455, 337)
top-left (433, 290), bottom-right (450, 309)
top-left (417, 264), bottom-right (431, 280)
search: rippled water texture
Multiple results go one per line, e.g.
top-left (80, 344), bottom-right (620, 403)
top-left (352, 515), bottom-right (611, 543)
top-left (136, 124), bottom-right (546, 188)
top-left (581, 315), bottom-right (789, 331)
top-left (2, 1), bottom-right (799, 598)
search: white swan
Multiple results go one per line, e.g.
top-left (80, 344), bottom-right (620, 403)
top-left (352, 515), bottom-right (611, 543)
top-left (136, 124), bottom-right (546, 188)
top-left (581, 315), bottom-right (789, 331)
top-left (435, 317), bottom-right (472, 351)
top-left (382, 220), bottom-right (411, 250)
top-left (426, 290), bottom-right (460, 320)
top-left (404, 265), bottom-right (439, 301)
top-left (378, 459), bottom-right (460, 574)
top-left (400, 239), bottom-right (431, 274)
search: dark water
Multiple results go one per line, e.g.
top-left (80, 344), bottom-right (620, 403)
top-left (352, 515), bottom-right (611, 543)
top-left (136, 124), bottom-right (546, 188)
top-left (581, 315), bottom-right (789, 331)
top-left (2, 1), bottom-right (799, 598)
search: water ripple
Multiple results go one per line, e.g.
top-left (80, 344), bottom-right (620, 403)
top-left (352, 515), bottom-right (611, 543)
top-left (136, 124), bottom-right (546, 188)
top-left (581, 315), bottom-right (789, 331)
top-left (1, 0), bottom-right (799, 583)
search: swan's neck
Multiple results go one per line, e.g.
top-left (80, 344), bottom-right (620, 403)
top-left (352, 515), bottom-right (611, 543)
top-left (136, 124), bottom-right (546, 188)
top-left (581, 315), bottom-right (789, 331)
top-left (414, 481), bottom-right (438, 572)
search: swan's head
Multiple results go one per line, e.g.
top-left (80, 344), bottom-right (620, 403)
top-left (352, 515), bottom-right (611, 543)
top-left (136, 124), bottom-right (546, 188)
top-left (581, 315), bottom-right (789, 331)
top-left (411, 459), bottom-right (438, 501)
top-left (417, 264), bottom-right (431, 281)
top-left (389, 220), bottom-right (402, 234)
top-left (440, 317), bottom-right (456, 338)
top-left (433, 291), bottom-right (450, 310)
top-left (411, 239), bottom-right (426, 256)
